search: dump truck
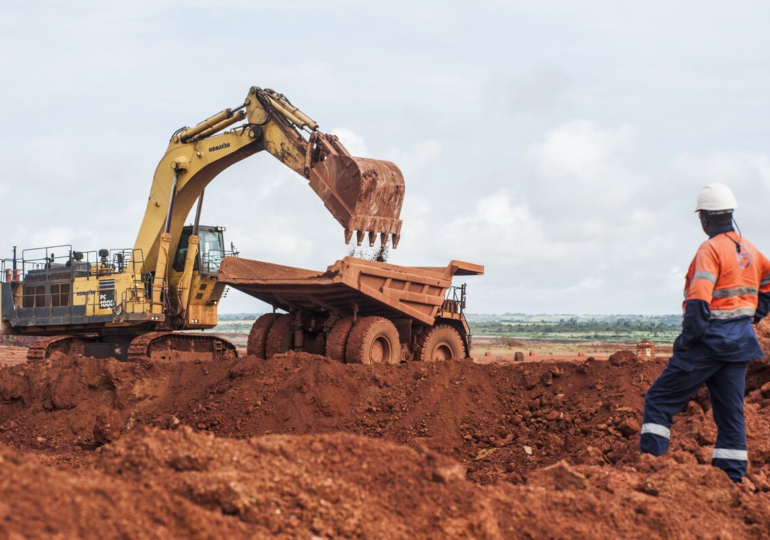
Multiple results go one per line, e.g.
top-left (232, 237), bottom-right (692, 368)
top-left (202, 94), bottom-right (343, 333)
top-left (0, 86), bottom-right (405, 361)
top-left (218, 256), bottom-right (484, 364)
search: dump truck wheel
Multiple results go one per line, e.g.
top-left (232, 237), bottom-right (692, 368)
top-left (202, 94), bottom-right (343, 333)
top-left (346, 316), bottom-right (401, 365)
top-left (247, 314), bottom-right (276, 359)
top-left (417, 325), bottom-right (466, 361)
top-left (325, 317), bottom-right (355, 362)
top-left (265, 314), bottom-right (294, 359)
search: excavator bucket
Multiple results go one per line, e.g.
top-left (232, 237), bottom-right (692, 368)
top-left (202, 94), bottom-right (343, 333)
top-left (307, 134), bottom-right (405, 248)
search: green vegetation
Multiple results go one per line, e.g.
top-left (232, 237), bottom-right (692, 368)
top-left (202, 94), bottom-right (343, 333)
top-left (217, 313), bottom-right (265, 321)
top-left (467, 314), bottom-right (681, 343)
top-left (212, 313), bottom-right (266, 334)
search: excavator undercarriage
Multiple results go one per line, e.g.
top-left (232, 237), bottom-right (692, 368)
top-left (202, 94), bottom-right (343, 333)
top-left (26, 333), bottom-right (237, 362)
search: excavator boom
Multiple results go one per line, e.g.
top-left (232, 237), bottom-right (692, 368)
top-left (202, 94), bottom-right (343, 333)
top-left (134, 86), bottom-right (404, 275)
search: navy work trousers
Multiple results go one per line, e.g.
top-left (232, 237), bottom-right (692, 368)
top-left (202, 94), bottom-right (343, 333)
top-left (640, 356), bottom-right (749, 482)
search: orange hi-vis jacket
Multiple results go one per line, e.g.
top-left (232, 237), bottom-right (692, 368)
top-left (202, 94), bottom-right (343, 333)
top-left (679, 227), bottom-right (770, 362)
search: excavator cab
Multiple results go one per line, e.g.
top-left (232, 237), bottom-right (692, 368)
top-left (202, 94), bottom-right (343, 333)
top-left (172, 225), bottom-right (231, 277)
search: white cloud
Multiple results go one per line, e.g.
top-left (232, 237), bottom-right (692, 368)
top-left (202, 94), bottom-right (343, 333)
top-left (24, 138), bottom-right (91, 191)
top-left (30, 227), bottom-right (100, 252)
top-left (524, 120), bottom-right (636, 196)
top-left (670, 151), bottom-right (770, 197)
top-left (437, 189), bottom-right (544, 267)
top-left (564, 277), bottom-right (605, 293)
top-left (330, 127), bottom-right (369, 157)
top-left (386, 140), bottom-right (442, 180)
top-left (518, 121), bottom-right (644, 251)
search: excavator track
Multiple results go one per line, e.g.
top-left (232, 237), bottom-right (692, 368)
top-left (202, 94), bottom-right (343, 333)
top-left (26, 336), bottom-right (80, 361)
top-left (26, 333), bottom-right (237, 362)
top-left (127, 332), bottom-right (238, 362)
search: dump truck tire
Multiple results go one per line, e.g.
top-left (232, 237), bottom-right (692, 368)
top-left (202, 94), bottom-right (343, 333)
top-left (265, 314), bottom-right (294, 359)
top-left (417, 325), bottom-right (466, 361)
top-left (325, 317), bottom-right (355, 362)
top-left (345, 316), bottom-right (401, 365)
top-left (247, 314), bottom-right (276, 359)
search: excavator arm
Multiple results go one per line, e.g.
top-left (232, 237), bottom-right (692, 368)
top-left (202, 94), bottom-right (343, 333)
top-left (133, 87), bottom-right (405, 277)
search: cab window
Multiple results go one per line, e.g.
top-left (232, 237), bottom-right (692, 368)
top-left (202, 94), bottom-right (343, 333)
top-left (172, 230), bottom-right (192, 272)
top-left (199, 230), bottom-right (225, 274)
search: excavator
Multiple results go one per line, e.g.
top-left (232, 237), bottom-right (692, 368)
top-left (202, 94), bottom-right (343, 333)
top-left (0, 86), bottom-right (406, 361)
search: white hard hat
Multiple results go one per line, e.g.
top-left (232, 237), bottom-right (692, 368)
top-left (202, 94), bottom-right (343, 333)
top-left (695, 183), bottom-right (738, 213)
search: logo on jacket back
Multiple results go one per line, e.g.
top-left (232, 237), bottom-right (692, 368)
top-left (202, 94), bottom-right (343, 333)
top-left (736, 244), bottom-right (752, 269)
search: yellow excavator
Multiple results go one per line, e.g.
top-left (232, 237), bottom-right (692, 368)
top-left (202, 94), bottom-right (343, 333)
top-left (0, 86), bottom-right (405, 361)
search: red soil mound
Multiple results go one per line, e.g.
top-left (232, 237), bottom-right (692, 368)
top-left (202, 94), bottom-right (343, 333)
top-left (2, 427), bottom-right (770, 539)
top-left (0, 351), bottom-right (662, 480)
top-left (2, 349), bottom-right (770, 485)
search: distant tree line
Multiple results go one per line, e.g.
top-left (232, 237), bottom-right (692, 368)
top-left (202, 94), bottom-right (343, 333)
top-left (470, 318), bottom-right (681, 337)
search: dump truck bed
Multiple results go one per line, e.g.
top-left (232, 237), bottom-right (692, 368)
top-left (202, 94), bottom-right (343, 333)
top-left (218, 256), bottom-right (483, 326)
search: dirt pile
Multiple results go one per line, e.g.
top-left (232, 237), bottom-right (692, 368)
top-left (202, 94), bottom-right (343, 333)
top-left (2, 427), bottom-right (770, 539)
top-left (0, 434), bottom-right (243, 539)
top-left (166, 349), bottom-right (662, 480)
top-left (505, 454), bottom-right (770, 539)
top-left (0, 350), bottom-right (665, 481)
top-left (2, 349), bottom-right (770, 483)
top-left (3, 345), bottom-right (770, 536)
top-left (0, 427), bottom-right (505, 539)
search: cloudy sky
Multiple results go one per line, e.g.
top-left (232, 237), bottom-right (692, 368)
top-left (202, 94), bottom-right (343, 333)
top-left (1, 1), bottom-right (769, 315)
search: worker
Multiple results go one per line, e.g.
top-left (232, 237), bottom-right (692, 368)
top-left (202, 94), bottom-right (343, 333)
top-left (640, 183), bottom-right (770, 482)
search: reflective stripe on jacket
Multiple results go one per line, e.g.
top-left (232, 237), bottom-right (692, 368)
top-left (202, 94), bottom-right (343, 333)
top-left (678, 226), bottom-right (770, 362)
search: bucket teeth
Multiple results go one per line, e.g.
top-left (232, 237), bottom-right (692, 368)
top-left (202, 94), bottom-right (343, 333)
top-left (346, 228), bottom-right (390, 248)
top-left (392, 233), bottom-right (401, 249)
